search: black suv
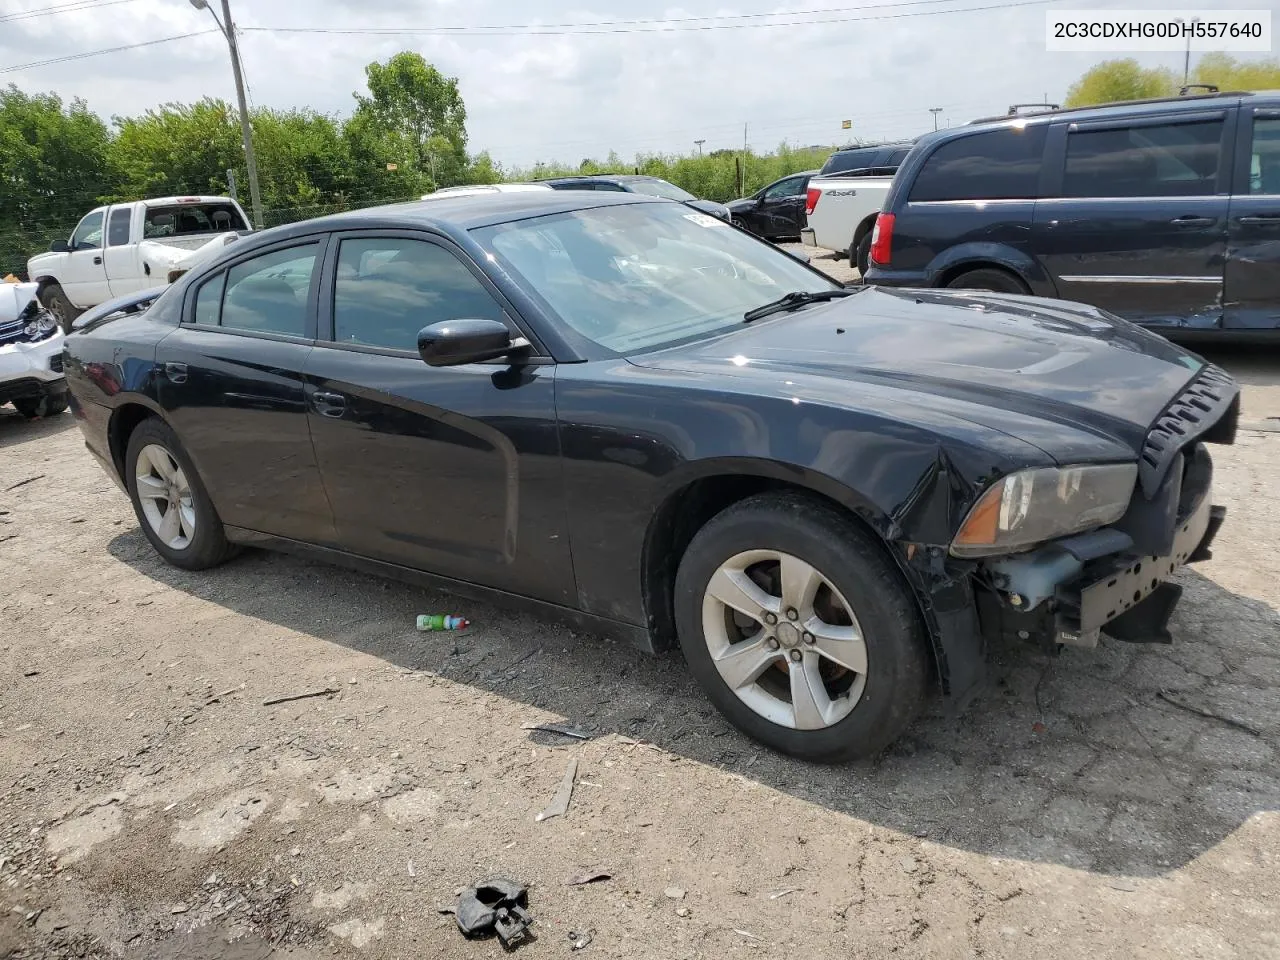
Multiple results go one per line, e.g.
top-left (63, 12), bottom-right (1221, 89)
top-left (818, 141), bottom-right (913, 176)
top-left (864, 92), bottom-right (1280, 337)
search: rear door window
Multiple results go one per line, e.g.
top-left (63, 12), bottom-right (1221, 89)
top-left (909, 127), bottom-right (1047, 201)
top-left (1248, 116), bottom-right (1280, 194)
top-left (219, 244), bottom-right (320, 337)
top-left (107, 208), bottom-right (132, 246)
top-left (1063, 119), bottom-right (1224, 198)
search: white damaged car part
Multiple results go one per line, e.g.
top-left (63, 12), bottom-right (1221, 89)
top-left (0, 281), bottom-right (69, 419)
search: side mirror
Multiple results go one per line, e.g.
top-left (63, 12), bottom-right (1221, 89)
top-left (418, 318), bottom-right (522, 367)
top-left (50, 239), bottom-right (69, 253)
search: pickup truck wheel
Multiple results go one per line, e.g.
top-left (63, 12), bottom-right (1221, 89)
top-left (674, 492), bottom-right (930, 762)
top-left (854, 233), bottom-right (872, 277)
top-left (945, 267), bottom-right (1029, 295)
top-left (39, 283), bottom-right (82, 333)
top-left (125, 418), bottom-right (236, 571)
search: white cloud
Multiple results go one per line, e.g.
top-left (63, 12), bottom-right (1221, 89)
top-left (0, 0), bottom-right (1272, 170)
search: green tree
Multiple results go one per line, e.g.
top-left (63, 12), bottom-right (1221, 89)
top-left (108, 98), bottom-right (242, 200)
top-left (351, 52), bottom-right (468, 193)
top-left (1193, 53), bottom-right (1280, 91)
top-left (1064, 58), bottom-right (1177, 107)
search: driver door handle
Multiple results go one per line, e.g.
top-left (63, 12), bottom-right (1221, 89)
top-left (93, 255), bottom-right (102, 265)
top-left (1170, 216), bottom-right (1214, 227)
top-left (312, 390), bottom-right (347, 418)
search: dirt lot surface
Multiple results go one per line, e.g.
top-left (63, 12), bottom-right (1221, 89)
top-left (3, 254), bottom-right (1279, 959)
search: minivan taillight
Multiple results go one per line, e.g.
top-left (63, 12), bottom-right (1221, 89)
top-left (869, 212), bottom-right (895, 267)
top-left (805, 187), bottom-right (820, 216)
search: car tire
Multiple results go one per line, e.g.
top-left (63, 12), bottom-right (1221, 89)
top-left (38, 283), bottom-right (82, 334)
top-left (12, 393), bottom-right (69, 419)
top-left (945, 267), bottom-right (1029, 295)
top-left (674, 492), bottom-right (930, 762)
top-left (854, 233), bottom-right (872, 277)
top-left (125, 417), bottom-right (236, 571)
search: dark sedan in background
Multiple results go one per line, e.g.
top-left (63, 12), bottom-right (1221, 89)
top-left (726, 170), bottom-right (817, 241)
top-left (538, 174), bottom-right (731, 221)
top-left (63, 191), bottom-right (1237, 762)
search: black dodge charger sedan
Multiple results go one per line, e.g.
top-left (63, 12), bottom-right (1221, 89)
top-left (62, 191), bottom-right (1238, 762)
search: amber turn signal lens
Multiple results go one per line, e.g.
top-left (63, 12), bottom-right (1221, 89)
top-left (953, 480), bottom-right (1003, 549)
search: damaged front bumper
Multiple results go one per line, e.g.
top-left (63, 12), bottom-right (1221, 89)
top-left (976, 441), bottom-right (1224, 651)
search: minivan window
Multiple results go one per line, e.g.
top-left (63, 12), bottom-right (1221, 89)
top-left (1250, 117), bottom-right (1280, 194)
top-left (1062, 119), bottom-right (1223, 198)
top-left (908, 127), bottom-right (1047, 201)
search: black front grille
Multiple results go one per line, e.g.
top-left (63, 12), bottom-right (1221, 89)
top-left (49, 353), bottom-right (64, 373)
top-left (1139, 364), bottom-right (1238, 498)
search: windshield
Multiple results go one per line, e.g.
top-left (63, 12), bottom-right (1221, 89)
top-left (623, 179), bottom-right (697, 202)
top-left (472, 202), bottom-right (836, 354)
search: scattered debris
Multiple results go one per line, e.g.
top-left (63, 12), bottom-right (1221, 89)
top-left (456, 879), bottom-right (533, 949)
top-left (676, 907), bottom-right (691, 918)
top-left (1155, 689), bottom-right (1263, 737)
top-left (565, 868), bottom-right (611, 886)
top-left (416, 614), bottom-right (469, 631)
top-left (22, 669), bottom-right (38, 677)
top-left (770, 888), bottom-right (799, 900)
top-left (4, 475), bottom-right (44, 492)
top-left (205, 682), bottom-right (246, 706)
top-left (1109, 879), bottom-right (1138, 892)
top-left (1031, 721), bottom-right (1047, 734)
top-left (536, 756), bottom-right (578, 822)
top-left (664, 887), bottom-right (686, 901)
top-left (568, 929), bottom-right (594, 951)
top-left (170, 904), bottom-right (189, 915)
top-left (734, 929), bottom-right (762, 941)
top-left (522, 721), bottom-right (593, 741)
top-left (408, 860), bottom-right (417, 878)
top-left (262, 687), bottom-right (340, 707)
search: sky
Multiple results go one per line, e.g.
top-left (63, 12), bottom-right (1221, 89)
top-left (1, 0), bottom-right (1277, 170)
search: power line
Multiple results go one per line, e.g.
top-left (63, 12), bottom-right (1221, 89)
top-left (0, 29), bottom-right (219, 74)
top-left (0, 0), bottom-right (141, 24)
top-left (244, 0), bottom-right (1062, 38)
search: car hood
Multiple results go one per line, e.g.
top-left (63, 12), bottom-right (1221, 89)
top-left (685, 199), bottom-right (731, 220)
top-left (726, 197), bottom-right (758, 214)
top-left (628, 286), bottom-right (1208, 457)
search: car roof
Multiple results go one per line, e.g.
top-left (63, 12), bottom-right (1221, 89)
top-left (830, 141), bottom-right (913, 155)
top-left (228, 191), bottom-right (665, 244)
top-left (964, 90), bottom-right (1270, 129)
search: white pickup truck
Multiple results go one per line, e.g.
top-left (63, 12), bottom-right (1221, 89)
top-left (800, 171), bottom-right (897, 276)
top-left (27, 196), bottom-right (251, 330)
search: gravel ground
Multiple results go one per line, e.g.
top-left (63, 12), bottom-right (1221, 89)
top-left (2, 255), bottom-right (1278, 959)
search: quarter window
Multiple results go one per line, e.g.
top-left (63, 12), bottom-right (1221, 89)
top-left (332, 238), bottom-right (506, 351)
top-left (219, 244), bottom-right (319, 337)
top-left (71, 211), bottom-right (104, 250)
top-left (909, 127), bottom-right (1047, 201)
top-left (192, 272), bottom-right (225, 327)
top-left (107, 208), bottom-right (132, 246)
top-left (1063, 119), bottom-right (1223, 198)
top-left (1249, 117), bottom-right (1280, 195)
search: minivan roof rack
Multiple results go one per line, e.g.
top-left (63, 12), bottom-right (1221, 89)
top-left (967, 89), bottom-right (1254, 125)
top-left (1008, 102), bottom-right (1060, 116)
top-left (1179, 83), bottom-right (1219, 95)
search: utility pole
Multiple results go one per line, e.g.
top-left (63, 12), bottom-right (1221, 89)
top-left (190, 0), bottom-right (263, 229)
top-left (929, 107), bottom-right (942, 131)
top-left (694, 139), bottom-right (705, 157)
top-left (741, 123), bottom-right (748, 195)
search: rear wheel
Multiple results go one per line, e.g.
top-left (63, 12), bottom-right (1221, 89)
top-left (38, 283), bottom-right (82, 334)
top-left (945, 267), bottom-right (1029, 294)
top-left (125, 418), bottom-right (235, 570)
top-left (674, 492), bottom-right (930, 762)
top-left (854, 233), bottom-right (872, 277)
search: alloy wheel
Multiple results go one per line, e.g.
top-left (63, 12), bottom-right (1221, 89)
top-left (134, 443), bottom-right (196, 550)
top-left (700, 549), bottom-right (869, 730)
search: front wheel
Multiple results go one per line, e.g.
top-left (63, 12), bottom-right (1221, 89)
top-left (12, 393), bottom-right (69, 419)
top-left (125, 417), bottom-right (236, 570)
top-left (674, 493), bottom-right (930, 762)
top-left (38, 283), bottom-right (82, 334)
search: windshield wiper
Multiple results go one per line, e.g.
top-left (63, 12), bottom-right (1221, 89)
top-left (743, 289), bottom-right (857, 323)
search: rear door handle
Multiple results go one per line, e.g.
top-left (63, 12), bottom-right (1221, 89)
top-left (1238, 214), bottom-right (1280, 223)
top-left (93, 255), bottom-right (102, 265)
top-left (311, 390), bottom-right (347, 418)
top-left (163, 362), bottom-right (188, 384)
top-left (1170, 216), bottom-right (1214, 226)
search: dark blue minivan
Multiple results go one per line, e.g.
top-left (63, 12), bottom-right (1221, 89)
top-left (864, 91), bottom-right (1280, 338)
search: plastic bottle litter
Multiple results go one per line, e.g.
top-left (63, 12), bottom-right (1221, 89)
top-left (416, 614), bottom-right (469, 632)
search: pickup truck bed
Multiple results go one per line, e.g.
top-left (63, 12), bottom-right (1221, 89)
top-left (801, 171), bottom-right (896, 275)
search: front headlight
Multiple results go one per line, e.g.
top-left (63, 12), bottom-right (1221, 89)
top-left (951, 463), bottom-right (1137, 558)
top-left (23, 311), bottom-right (58, 341)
